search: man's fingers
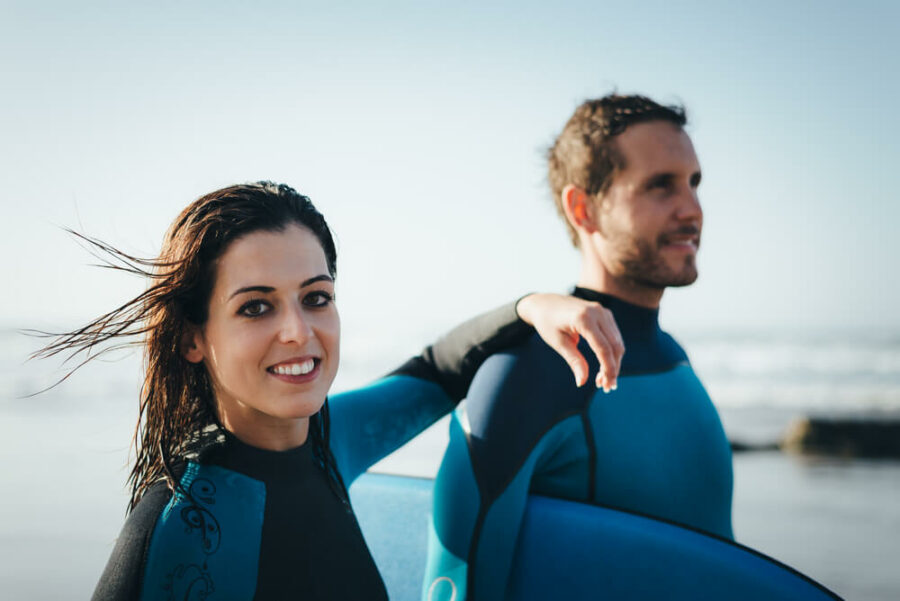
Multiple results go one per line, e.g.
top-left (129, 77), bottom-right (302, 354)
top-left (594, 307), bottom-right (625, 386)
top-left (550, 332), bottom-right (589, 387)
top-left (573, 316), bottom-right (618, 392)
top-left (524, 295), bottom-right (625, 391)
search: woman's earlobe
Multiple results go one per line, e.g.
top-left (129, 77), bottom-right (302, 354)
top-left (182, 330), bottom-right (205, 363)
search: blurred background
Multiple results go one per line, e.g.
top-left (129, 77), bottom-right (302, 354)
top-left (1, 1), bottom-right (898, 599)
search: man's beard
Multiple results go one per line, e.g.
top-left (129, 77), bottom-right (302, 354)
top-left (613, 230), bottom-right (699, 289)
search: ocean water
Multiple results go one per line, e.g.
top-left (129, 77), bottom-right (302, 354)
top-left (2, 329), bottom-right (899, 599)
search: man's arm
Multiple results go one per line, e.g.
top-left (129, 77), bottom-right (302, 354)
top-left (329, 295), bottom-right (622, 485)
top-left (328, 300), bottom-right (532, 485)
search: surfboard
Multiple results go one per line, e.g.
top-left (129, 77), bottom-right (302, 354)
top-left (349, 472), bottom-right (842, 601)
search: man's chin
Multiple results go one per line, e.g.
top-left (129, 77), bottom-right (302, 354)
top-left (665, 273), bottom-right (698, 287)
top-left (664, 263), bottom-right (699, 287)
top-left (634, 266), bottom-right (698, 288)
top-left (663, 256), bottom-right (698, 287)
top-left (621, 252), bottom-right (698, 289)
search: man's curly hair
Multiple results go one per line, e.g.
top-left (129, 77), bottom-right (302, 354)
top-left (547, 94), bottom-right (687, 246)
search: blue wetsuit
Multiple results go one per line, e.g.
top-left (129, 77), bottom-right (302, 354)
top-left (91, 302), bottom-right (532, 601)
top-left (424, 288), bottom-right (734, 601)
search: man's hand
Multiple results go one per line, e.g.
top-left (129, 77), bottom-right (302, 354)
top-left (516, 293), bottom-right (625, 391)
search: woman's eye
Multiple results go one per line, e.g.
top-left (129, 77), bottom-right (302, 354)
top-left (239, 300), bottom-right (270, 317)
top-left (304, 291), bottom-right (333, 307)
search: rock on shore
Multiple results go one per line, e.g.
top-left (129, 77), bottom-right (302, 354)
top-left (780, 416), bottom-right (900, 458)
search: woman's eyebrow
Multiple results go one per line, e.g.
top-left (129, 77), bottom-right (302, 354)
top-left (301, 274), bottom-right (333, 288)
top-left (228, 275), bottom-right (333, 300)
top-left (228, 285), bottom-right (275, 300)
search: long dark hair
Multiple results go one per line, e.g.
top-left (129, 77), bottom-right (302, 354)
top-left (33, 181), bottom-right (348, 511)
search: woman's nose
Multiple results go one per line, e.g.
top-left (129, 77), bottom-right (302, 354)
top-left (277, 304), bottom-right (313, 345)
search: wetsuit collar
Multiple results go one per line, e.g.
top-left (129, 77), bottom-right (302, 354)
top-left (572, 286), bottom-right (661, 341)
top-left (205, 428), bottom-right (314, 482)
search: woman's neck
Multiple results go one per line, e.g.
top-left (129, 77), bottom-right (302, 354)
top-left (217, 410), bottom-right (310, 451)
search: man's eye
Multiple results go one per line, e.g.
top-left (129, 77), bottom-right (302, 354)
top-left (304, 291), bottom-right (334, 307)
top-left (239, 300), bottom-right (270, 317)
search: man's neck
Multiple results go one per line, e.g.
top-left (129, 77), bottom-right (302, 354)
top-left (578, 255), bottom-right (665, 309)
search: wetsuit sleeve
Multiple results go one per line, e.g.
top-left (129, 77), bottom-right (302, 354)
top-left (91, 484), bottom-right (171, 601)
top-left (387, 299), bottom-right (534, 400)
top-left (329, 300), bottom-right (533, 485)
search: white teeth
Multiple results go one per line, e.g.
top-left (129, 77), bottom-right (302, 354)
top-left (274, 359), bottom-right (315, 376)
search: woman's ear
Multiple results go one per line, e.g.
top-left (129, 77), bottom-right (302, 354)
top-left (181, 327), bottom-right (205, 364)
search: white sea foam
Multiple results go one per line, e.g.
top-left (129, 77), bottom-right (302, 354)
top-left (5, 328), bottom-right (900, 414)
top-left (683, 333), bottom-right (900, 412)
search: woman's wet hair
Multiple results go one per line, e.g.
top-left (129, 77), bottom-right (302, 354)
top-left (34, 181), bottom-right (348, 511)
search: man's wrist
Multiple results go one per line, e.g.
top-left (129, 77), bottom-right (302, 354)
top-left (514, 293), bottom-right (538, 326)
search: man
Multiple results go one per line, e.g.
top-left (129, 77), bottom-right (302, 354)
top-left (422, 95), bottom-right (733, 601)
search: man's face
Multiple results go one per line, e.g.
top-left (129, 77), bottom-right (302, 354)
top-left (593, 120), bottom-right (703, 289)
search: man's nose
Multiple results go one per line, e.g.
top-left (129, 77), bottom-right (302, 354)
top-left (278, 303), bottom-right (313, 344)
top-left (675, 186), bottom-right (702, 222)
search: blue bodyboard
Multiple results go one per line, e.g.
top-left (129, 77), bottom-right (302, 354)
top-left (350, 473), bottom-right (840, 601)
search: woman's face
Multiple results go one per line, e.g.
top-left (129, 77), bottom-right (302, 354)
top-left (185, 224), bottom-right (340, 449)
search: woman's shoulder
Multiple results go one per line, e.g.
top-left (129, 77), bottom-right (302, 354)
top-left (124, 481), bottom-right (174, 540)
top-left (94, 459), bottom-right (269, 601)
top-left (91, 482), bottom-right (172, 601)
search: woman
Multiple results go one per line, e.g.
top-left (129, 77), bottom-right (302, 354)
top-left (37, 182), bottom-right (622, 600)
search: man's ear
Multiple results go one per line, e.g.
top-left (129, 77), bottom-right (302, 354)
top-left (181, 327), bottom-right (205, 364)
top-left (561, 184), bottom-right (598, 235)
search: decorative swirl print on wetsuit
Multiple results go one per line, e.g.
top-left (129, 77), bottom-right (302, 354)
top-left (179, 479), bottom-right (220, 554)
top-left (163, 564), bottom-right (213, 601)
top-left (161, 478), bottom-right (221, 599)
top-left (140, 463), bottom-right (267, 601)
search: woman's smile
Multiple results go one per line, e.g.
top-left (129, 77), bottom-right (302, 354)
top-left (267, 356), bottom-right (321, 382)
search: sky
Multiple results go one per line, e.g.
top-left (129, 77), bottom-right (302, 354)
top-left (2, 0), bottom-right (898, 363)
